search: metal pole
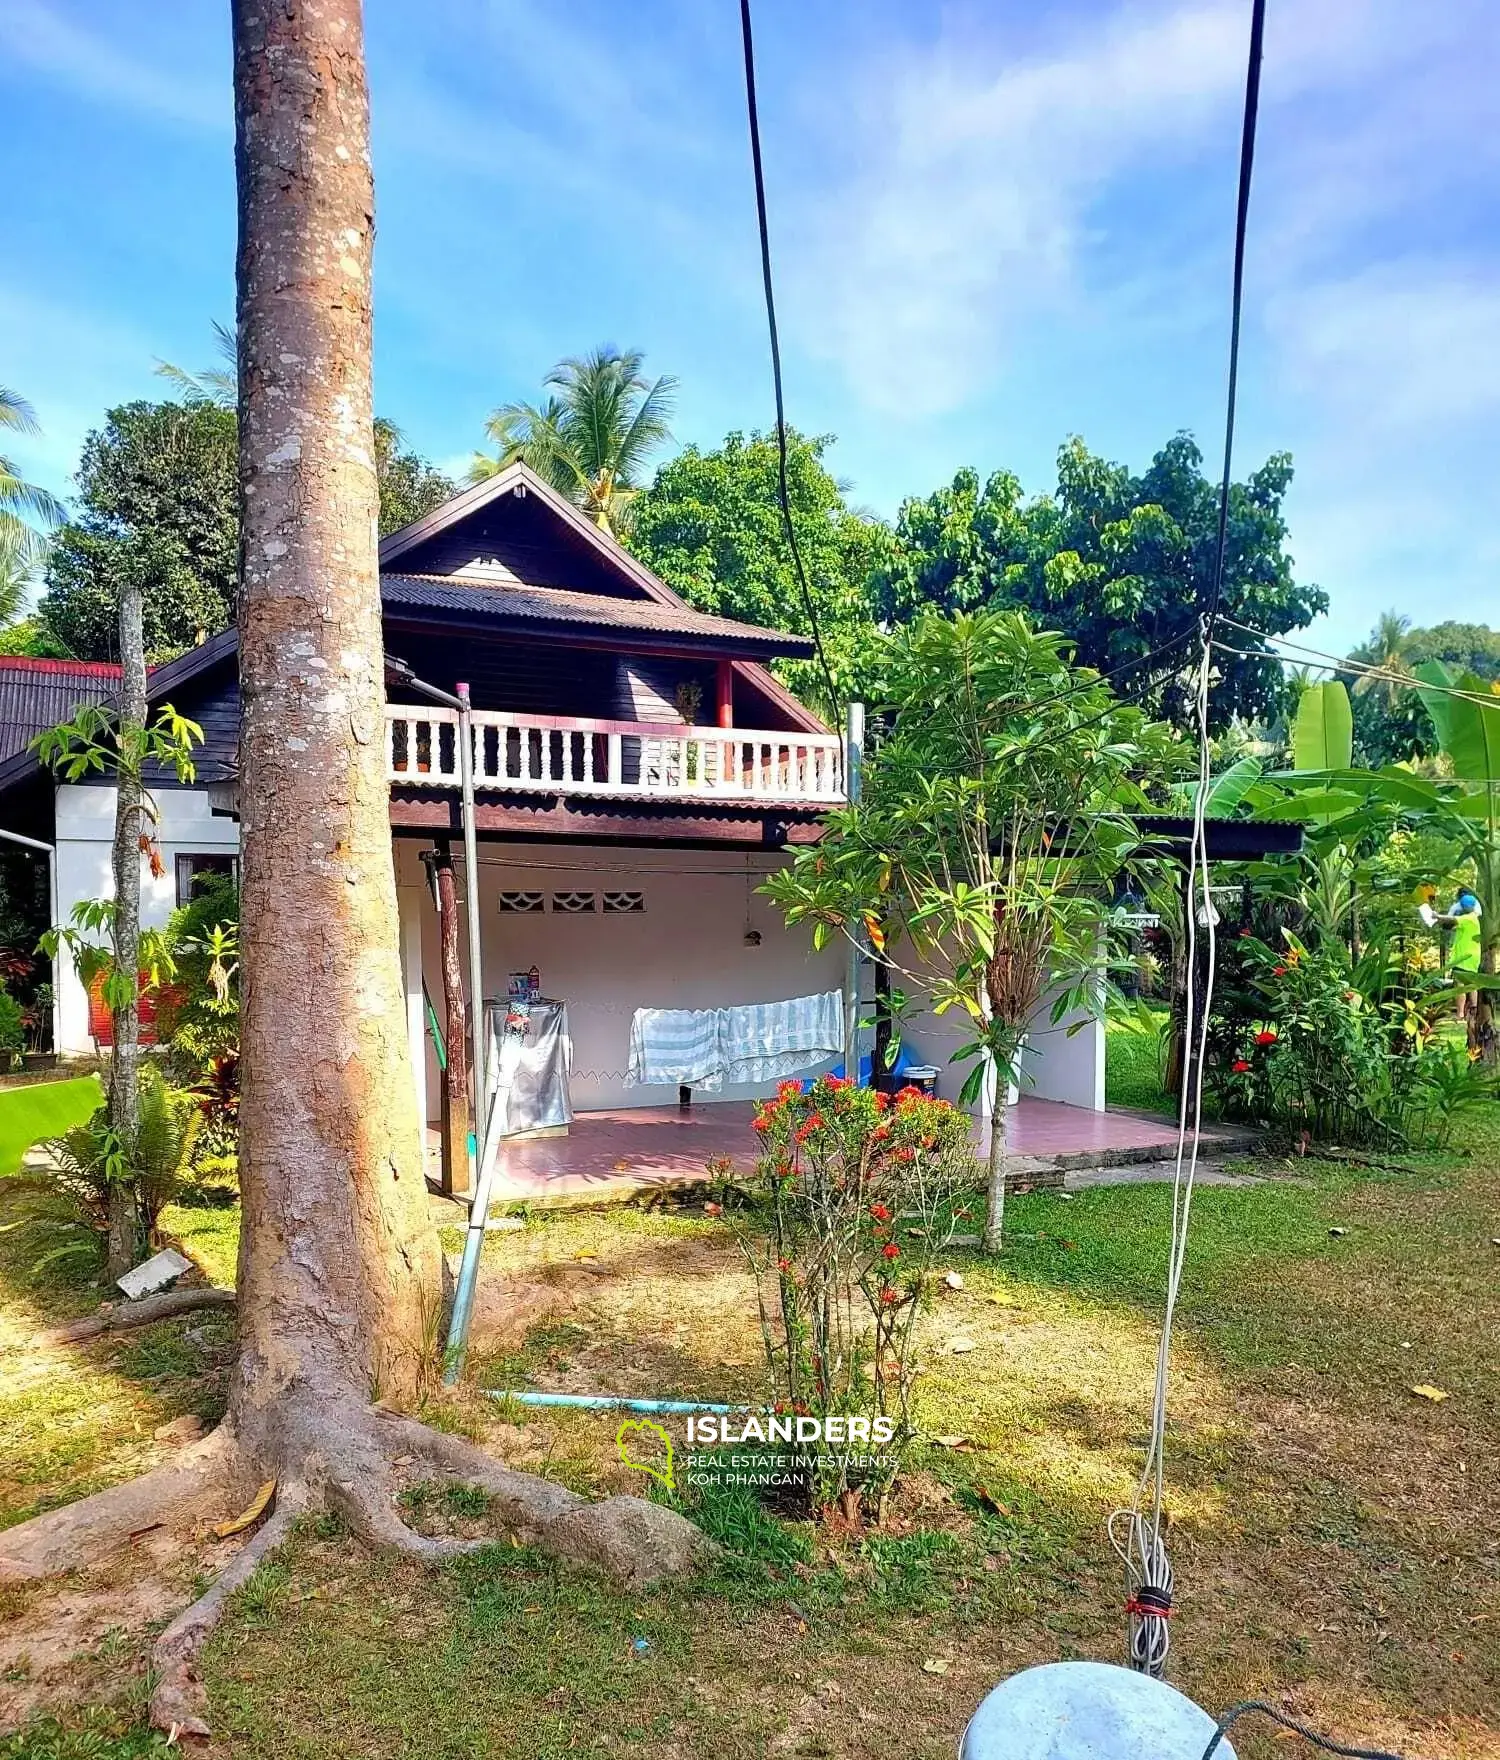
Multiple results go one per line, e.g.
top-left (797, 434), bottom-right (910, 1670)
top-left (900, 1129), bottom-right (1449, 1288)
top-left (844, 700), bottom-right (864, 1081)
top-left (455, 683), bottom-right (487, 1171)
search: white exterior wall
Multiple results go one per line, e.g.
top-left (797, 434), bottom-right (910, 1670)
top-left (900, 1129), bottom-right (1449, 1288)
top-left (393, 841), bottom-right (846, 1119)
top-left (53, 783), bottom-right (241, 1056)
top-left (894, 974), bottom-right (1105, 1118)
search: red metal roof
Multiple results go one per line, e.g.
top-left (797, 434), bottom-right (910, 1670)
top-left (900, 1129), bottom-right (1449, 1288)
top-left (0, 657), bottom-right (121, 765)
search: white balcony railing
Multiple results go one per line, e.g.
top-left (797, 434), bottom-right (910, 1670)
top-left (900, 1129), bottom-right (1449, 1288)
top-left (386, 707), bottom-right (845, 805)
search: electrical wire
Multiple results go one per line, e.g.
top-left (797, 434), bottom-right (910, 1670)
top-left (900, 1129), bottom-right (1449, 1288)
top-left (737, 0), bottom-right (841, 717)
top-left (1109, 0), bottom-right (1266, 1679)
top-left (1109, 636), bottom-right (1218, 1677)
top-left (1203, 0), bottom-right (1267, 636)
top-left (1202, 1702), bottom-right (1406, 1760)
top-left (1216, 618), bottom-right (1500, 711)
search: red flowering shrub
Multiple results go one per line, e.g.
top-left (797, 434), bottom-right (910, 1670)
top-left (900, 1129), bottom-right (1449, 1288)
top-left (729, 1073), bottom-right (979, 1512)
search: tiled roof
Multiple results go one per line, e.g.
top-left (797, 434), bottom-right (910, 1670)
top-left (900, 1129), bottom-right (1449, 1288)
top-left (0, 658), bottom-right (121, 765)
top-left (381, 574), bottom-right (814, 657)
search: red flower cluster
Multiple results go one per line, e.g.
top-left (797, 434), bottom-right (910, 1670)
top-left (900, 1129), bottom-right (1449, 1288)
top-left (882, 1242), bottom-right (900, 1260)
top-left (795, 1111), bottom-right (824, 1144)
top-left (1254, 1029), bottom-right (1278, 1046)
top-left (869, 1201), bottom-right (891, 1223)
top-left (1231, 1059), bottom-right (1250, 1074)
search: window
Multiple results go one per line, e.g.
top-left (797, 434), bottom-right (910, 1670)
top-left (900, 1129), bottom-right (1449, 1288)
top-left (175, 853), bottom-right (238, 907)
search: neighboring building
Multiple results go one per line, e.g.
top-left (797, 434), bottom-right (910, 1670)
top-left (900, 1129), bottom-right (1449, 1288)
top-left (0, 463), bottom-right (1103, 1140)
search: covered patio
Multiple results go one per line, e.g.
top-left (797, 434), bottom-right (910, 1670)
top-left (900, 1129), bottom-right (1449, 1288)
top-left (427, 1096), bottom-right (1251, 1206)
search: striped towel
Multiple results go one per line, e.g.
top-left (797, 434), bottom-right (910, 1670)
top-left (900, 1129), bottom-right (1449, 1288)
top-left (626, 1007), bottom-right (725, 1090)
top-left (722, 990), bottom-right (844, 1086)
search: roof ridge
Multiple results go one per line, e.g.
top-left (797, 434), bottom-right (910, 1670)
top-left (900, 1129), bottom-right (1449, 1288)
top-left (0, 656), bottom-right (123, 675)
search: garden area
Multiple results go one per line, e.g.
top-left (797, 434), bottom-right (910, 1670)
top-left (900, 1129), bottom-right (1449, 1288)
top-left (5, 628), bottom-right (1500, 1756)
top-left (1, 1094), bottom-right (1497, 1758)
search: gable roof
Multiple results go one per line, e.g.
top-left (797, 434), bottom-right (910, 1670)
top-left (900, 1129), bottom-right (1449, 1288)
top-left (378, 459), bottom-right (685, 607)
top-left (382, 574), bottom-right (812, 658)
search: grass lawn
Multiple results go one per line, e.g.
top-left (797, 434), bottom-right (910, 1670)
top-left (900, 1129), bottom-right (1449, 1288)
top-left (1105, 1004), bottom-right (1174, 1115)
top-left (2, 1107), bottom-right (1497, 1758)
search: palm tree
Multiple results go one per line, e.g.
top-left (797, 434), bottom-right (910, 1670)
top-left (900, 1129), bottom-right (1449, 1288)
top-left (0, 386), bottom-right (66, 584)
top-left (154, 320), bottom-right (238, 408)
top-left (1349, 609), bottom-right (1414, 711)
top-left (468, 346), bottom-right (677, 536)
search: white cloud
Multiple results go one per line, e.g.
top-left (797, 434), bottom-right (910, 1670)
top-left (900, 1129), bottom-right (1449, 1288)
top-left (789, 0), bottom-right (1482, 418)
top-left (0, 0), bottom-right (226, 132)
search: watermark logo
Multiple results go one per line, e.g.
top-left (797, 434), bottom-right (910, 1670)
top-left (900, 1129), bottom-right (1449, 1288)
top-left (615, 1417), bottom-right (675, 1492)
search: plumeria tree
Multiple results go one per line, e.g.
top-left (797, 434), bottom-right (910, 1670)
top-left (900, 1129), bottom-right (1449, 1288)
top-left (764, 610), bottom-right (1178, 1250)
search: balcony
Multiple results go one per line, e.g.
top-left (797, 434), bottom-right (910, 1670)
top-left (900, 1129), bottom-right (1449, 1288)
top-left (385, 706), bottom-right (845, 807)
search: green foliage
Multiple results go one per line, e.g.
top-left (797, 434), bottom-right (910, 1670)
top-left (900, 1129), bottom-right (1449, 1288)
top-left (374, 417), bottom-right (456, 536)
top-left (1292, 680), bottom-right (1353, 773)
top-left (871, 435), bottom-right (1326, 730)
top-left (37, 398), bottom-right (239, 662)
top-left (1212, 932), bottom-right (1495, 1147)
top-left (0, 384), bottom-right (67, 587)
top-left (629, 429), bottom-right (887, 715)
top-left (32, 700), bottom-right (201, 788)
top-left (153, 874), bottom-right (239, 1144)
top-left (0, 614), bottom-right (71, 658)
top-left (765, 611), bottom-right (1177, 1112)
top-left (727, 1074), bottom-right (979, 1512)
top-left (34, 392), bottom-right (452, 660)
top-left (0, 984), bottom-right (24, 1062)
top-left (469, 346), bottom-right (676, 536)
top-left (1347, 617), bottom-right (1500, 764)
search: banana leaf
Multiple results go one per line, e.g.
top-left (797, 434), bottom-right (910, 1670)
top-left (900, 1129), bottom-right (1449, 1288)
top-left (1292, 679), bottom-right (1353, 772)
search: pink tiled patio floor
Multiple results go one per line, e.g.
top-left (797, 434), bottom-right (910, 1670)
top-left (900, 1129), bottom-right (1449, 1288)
top-left (431, 1097), bottom-right (1241, 1205)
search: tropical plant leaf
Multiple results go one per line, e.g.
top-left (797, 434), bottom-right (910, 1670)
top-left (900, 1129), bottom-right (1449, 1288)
top-left (1414, 661), bottom-right (1500, 786)
top-left (1167, 753), bottom-right (1262, 817)
top-left (1292, 680), bottom-right (1354, 772)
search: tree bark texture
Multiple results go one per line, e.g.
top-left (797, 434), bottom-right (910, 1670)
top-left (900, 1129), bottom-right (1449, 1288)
top-left (230, 0), bottom-right (441, 1434)
top-left (106, 568), bottom-right (147, 1278)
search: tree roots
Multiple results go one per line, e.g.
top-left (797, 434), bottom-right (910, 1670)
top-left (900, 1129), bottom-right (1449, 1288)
top-left (32, 1286), bottom-right (236, 1347)
top-left (0, 1401), bottom-right (709, 1739)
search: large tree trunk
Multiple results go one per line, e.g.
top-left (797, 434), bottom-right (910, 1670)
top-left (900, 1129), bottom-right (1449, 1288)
top-left (229, 0), bottom-right (440, 1443)
top-left (105, 568), bottom-right (147, 1279)
top-left (0, 0), bottom-right (705, 1734)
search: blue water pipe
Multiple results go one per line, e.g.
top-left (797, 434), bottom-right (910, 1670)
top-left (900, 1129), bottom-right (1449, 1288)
top-left (486, 1391), bottom-right (749, 1415)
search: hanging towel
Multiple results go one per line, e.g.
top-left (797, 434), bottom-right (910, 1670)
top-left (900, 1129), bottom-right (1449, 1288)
top-left (626, 1006), bottom-right (725, 1090)
top-left (721, 990), bottom-right (844, 1086)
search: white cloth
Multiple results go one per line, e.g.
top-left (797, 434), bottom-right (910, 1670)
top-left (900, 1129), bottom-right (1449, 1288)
top-left (626, 990), bottom-right (844, 1090)
top-left (626, 1006), bottom-right (726, 1090)
top-left (722, 991), bottom-right (843, 1086)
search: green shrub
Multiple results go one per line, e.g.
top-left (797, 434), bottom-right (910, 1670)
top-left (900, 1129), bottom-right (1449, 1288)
top-left (0, 983), bottom-right (24, 1064)
top-left (1213, 930), bottom-right (1496, 1147)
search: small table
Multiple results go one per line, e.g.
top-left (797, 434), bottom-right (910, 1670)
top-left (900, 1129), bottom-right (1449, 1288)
top-left (484, 997), bottom-right (573, 1141)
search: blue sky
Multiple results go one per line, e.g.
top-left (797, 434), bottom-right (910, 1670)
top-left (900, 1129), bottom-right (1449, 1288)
top-left (3, 0), bottom-right (1497, 651)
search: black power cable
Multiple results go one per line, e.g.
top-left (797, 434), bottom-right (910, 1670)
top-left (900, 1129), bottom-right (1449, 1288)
top-left (1204, 1701), bottom-right (1406, 1760)
top-left (1203, 0), bottom-right (1267, 639)
top-left (737, 0), bottom-right (842, 717)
